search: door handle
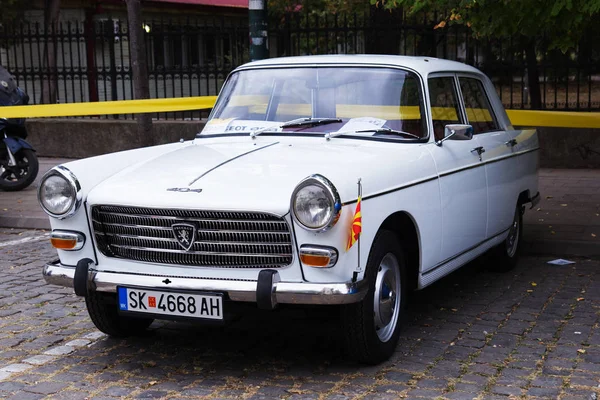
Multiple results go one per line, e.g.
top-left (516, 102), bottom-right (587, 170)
top-left (471, 146), bottom-right (485, 161)
top-left (505, 139), bottom-right (518, 147)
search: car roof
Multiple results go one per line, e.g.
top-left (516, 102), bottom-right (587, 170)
top-left (235, 54), bottom-right (483, 76)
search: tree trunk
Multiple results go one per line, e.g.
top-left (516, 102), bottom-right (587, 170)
top-left (126, 0), bottom-right (153, 147)
top-left (524, 38), bottom-right (542, 109)
top-left (41, 0), bottom-right (61, 104)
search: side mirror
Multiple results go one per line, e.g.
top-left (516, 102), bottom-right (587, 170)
top-left (436, 124), bottom-right (474, 146)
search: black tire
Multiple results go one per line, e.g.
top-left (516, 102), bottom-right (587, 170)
top-left (340, 230), bottom-right (407, 364)
top-left (0, 148), bottom-right (39, 191)
top-left (490, 205), bottom-right (523, 272)
top-left (85, 291), bottom-right (153, 337)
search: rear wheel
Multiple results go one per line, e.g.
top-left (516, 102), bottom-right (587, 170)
top-left (85, 291), bottom-right (153, 337)
top-left (0, 148), bottom-right (39, 191)
top-left (490, 205), bottom-right (523, 272)
top-left (341, 230), bottom-right (406, 364)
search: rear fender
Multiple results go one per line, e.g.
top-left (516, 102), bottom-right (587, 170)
top-left (4, 137), bottom-right (34, 153)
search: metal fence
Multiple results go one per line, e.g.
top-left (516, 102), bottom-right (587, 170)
top-left (271, 10), bottom-right (600, 112)
top-left (1, 9), bottom-right (598, 119)
top-left (0, 14), bottom-right (247, 119)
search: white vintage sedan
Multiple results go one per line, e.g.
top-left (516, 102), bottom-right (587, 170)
top-left (39, 55), bottom-right (539, 364)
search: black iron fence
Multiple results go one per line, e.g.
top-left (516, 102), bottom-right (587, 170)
top-left (0, 14), bottom-right (247, 119)
top-left (271, 10), bottom-right (600, 112)
top-left (1, 9), bottom-right (598, 119)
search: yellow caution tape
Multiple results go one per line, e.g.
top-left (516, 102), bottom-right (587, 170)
top-left (0, 96), bottom-right (218, 118)
top-left (506, 109), bottom-right (600, 129)
top-left (0, 96), bottom-right (598, 129)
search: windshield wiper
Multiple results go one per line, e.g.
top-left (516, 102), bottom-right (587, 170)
top-left (250, 117), bottom-right (342, 138)
top-left (325, 127), bottom-right (421, 140)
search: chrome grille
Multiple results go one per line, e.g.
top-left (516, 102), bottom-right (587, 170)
top-left (92, 205), bottom-right (293, 268)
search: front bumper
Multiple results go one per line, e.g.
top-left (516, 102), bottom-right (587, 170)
top-left (43, 260), bottom-right (368, 306)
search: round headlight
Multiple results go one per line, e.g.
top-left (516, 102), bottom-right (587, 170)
top-left (292, 175), bottom-right (341, 232)
top-left (38, 167), bottom-right (81, 219)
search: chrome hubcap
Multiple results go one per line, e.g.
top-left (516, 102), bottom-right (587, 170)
top-left (506, 210), bottom-right (520, 257)
top-left (373, 253), bottom-right (401, 342)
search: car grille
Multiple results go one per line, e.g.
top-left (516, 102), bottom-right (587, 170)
top-left (91, 205), bottom-right (293, 268)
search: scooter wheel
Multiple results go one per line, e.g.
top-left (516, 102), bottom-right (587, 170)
top-left (0, 148), bottom-right (39, 191)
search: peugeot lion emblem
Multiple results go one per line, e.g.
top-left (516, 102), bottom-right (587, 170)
top-left (172, 223), bottom-right (197, 251)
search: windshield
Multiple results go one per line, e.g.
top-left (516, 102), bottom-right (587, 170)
top-left (203, 67), bottom-right (426, 139)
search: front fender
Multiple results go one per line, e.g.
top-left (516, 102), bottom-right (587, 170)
top-left (4, 137), bottom-right (34, 153)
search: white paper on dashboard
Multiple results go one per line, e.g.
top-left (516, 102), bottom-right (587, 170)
top-left (201, 117), bottom-right (236, 134)
top-left (337, 117), bottom-right (387, 134)
top-left (225, 120), bottom-right (281, 133)
top-left (201, 119), bottom-right (281, 134)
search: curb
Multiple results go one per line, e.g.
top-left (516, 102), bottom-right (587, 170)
top-left (0, 215), bottom-right (50, 230)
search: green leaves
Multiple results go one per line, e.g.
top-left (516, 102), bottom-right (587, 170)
top-left (0, 0), bottom-right (33, 24)
top-left (371, 0), bottom-right (599, 52)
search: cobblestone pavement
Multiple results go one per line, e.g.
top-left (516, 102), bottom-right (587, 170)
top-left (0, 229), bottom-right (599, 399)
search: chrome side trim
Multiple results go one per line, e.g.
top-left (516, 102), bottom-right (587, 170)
top-left (419, 228), bottom-right (509, 289)
top-left (50, 230), bottom-right (86, 251)
top-left (42, 261), bottom-right (367, 305)
top-left (342, 147), bottom-right (540, 206)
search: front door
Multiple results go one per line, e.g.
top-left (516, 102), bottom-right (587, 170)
top-left (425, 75), bottom-right (488, 269)
top-left (457, 75), bottom-right (515, 238)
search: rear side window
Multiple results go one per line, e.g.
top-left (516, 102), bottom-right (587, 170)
top-left (428, 77), bottom-right (463, 141)
top-left (459, 78), bottom-right (499, 134)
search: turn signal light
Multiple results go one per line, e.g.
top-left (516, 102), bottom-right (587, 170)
top-left (299, 245), bottom-right (338, 268)
top-left (50, 231), bottom-right (85, 251)
top-left (51, 237), bottom-right (77, 249)
top-left (300, 253), bottom-right (331, 267)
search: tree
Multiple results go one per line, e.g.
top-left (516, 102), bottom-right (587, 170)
top-left (268, 0), bottom-right (371, 56)
top-left (125, 0), bottom-right (153, 147)
top-left (0, 0), bottom-right (33, 25)
top-left (372, 0), bottom-right (600, 109)
top-left (268, 0), bottom-right (368, 17)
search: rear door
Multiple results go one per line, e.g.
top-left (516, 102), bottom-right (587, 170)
top-left (426, 74), bottom-right (487, 268)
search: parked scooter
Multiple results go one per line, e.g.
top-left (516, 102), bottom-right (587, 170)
top-left (0, 66), bottom-right (38, 191)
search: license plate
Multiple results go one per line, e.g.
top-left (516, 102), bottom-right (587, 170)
top-left (117, 287), bottom-right (223, 320)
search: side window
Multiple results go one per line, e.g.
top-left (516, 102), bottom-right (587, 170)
top-left (459, 77), bottom-right (499, 134)
top-left (428, 77), bottom-right (463, 141)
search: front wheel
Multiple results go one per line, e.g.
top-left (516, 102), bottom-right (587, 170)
top-left (85, 291), bottom-right (153, 337)
top-left (340, 230), bottom-right (406, 364)
top-left (0, 148), bottom-right (39, 191)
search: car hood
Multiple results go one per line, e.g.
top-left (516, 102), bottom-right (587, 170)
top-left (87, 137), bottom-right (424, 215)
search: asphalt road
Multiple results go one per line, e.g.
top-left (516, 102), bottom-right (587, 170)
top-left (0, 229), bottom-right (599, 399)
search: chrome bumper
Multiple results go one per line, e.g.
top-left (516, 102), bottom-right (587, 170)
top-left (43, 261), bottom-right (367, 306)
